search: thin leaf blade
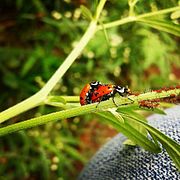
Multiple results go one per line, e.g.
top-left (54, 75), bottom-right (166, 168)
top-left (138, 18), bottom-right (180, 36)
top-left (96, 111), bottom-right (161, 153)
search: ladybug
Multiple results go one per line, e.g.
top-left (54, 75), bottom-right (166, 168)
top-left (80, 81), bottom-right (131, 106)
top-left (91, 84), bottom-right (131, 105)
top-left (80, 81), bottom-right (102, 105)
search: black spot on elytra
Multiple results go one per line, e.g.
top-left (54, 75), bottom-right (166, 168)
top-left (80, 97), bottom-right (83, 100)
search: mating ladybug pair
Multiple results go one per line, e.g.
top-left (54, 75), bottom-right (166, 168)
top-left (80, 81), bottom-right (131, 106)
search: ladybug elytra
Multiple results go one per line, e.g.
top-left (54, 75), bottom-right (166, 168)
top-left (80, 81), bottom-right (102, 105)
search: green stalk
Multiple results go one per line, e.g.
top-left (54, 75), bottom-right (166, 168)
top-left (94, 0), bottom-right (107, 20)
top-left (0, 88), bottom-right (179, 136)
top-left (97, 6), bottom-right (180, 30)
top-left (0, 21), bottom-right (96, 124)
top-left (128, 0), bottom-right (139, 16)
top-left (0, 0), bottom-right (107, 124)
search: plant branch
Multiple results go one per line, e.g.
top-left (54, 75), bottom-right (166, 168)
top-left (97, 6), bottom-right (180, 30)
top-left (0, 88), bottom-right (179, 136)
top-left (94, 0), bottom-right (107, 20)
top-left (128, 0), bottom-right (139, 16)
top-left (0, 0), bottom-right (107, 124)
top-left (0, 22), bottom-right (96, 124)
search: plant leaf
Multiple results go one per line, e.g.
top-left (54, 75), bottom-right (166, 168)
top-left (64, 144), bottom-right (87, 163)
top-left (80, 5), bottom-right (93, 21)
top-left (21, 56), bottom-right (37, 76)
top-left (48, 96), bottom-right (66, 104)
top-left (96, 111), bottom-right (161, 153)
top-left (138, 18), bottom-right (180, 36)
top-left (118, 104), bottom-right (166, 115)
top-left (98, 108), bottom-right (180, 170)
top-left (171, 10), bottom-right (180, 19)
top-left (117, 108), bottom-right (148, 136)
top-left (124, 113), bottom-right (180, 170)
top-left (123, 139), bottom-right (137, 146)
top-left (108, 108), bottom-right (125, 123)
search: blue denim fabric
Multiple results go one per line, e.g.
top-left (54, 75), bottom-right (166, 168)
top-left (79, 105), bottom-right (180, 180)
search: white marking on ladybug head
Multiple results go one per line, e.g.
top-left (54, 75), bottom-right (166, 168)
top-left (116, 86), bottom-right (125, 93)
top-left (91, 81), bottom-right (98, 85)
top-left (90, 81), bottom-right (101, 86)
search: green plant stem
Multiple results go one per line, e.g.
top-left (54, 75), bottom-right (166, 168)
top-left (48, 96), bottom-right (79, 102)
top-left (0, 0), bottom-right (107, 124)
top-left (0, 93), bottom-right (44, 124)
top-left (128, 0), bottom-right (139, 16)
top-left (94, 0), bottom-right (107, 20)
top-left (39, 21), bottom-right (96, 95)
top-left (97, 6), bottom-right (180, 30)
top-left (0, 88), bottom-right (179, 136)
top-left (0, 21), bottom-right (96, 123)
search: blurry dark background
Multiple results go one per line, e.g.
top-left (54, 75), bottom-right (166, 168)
top-left (0, 0), bottom-right (179, 179)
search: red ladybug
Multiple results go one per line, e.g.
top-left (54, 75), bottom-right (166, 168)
top-left (80, 81), bottom-right (131, 106)
top-left (80, 81), bottom-right (102, 105)
top-left (91, 84), bottom-right (130, 105)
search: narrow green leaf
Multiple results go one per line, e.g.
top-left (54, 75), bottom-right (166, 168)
top-left (138, 107), bottom-right (166, 115)
top-left (108, 108), bottom-right (125, 123)
top-left (165, 145), bottom-right (180, 170)
top-left (80, 5), bottom-right (93, 21)
top-left (32, 0), bottom-right (47, 13)
top-left (148, 131), bottom-right (160, 147)
top-left (152, 108), bottom-right (166, 115)
top-left (171, 10), bottom-right (180, 19)
top-left (118, 108), bottom-right (147, 122)
top-left (48, 96), bottom-right (66, 104)
top-left (138, 18), bottom-right (180, 36)
top-left (124, 114), bottom-right (180, 170)
top-left (64, 144), bottom-right (87, 163)
top-left (123, 139), bottom-right (136, 146)
top-left (100, 21), bottom-right (110, 45)
top-left (96, 111), bottom-right (161, 153)
top-left (118, 109), bottom-right (148, 136)
top-left (21, 56), bottom-right (37, 76)
top-left (117, 104), bottom-right (141, 111)
top-left (118, 103), bottom-right (166, 115)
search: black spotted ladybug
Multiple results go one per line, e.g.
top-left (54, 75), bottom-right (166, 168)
top-left (80, 81), bottom-right (131, 106)
top-left (80, 81), bottom-right (102, 105)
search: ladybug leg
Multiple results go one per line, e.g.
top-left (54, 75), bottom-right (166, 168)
top-left (122, 96), bottom-right (134, 105)
top-left (112, 96), bottom-right (118, 107)
top-left (95, 97), bottom-right (103, 108)
top-left (115, 93), bottom-right (134, 106)
top-left (96, 101), bottom-right (100, 108)
top-left (127, 97), bottom-right (134, 103)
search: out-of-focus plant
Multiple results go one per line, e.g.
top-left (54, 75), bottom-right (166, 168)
top-left (0, 0), bottom-right (180, 179)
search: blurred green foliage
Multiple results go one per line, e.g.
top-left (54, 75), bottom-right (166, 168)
top-left (0, 0), bottom-right (179, 179)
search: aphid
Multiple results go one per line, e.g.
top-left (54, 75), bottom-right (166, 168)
top-left (139, 100), bottom-right (159, 109)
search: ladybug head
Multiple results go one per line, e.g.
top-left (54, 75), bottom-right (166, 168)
top-left (115, 85), bottom-right (131, 96)
top-left (90, 81), bottom-right (102, 90)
